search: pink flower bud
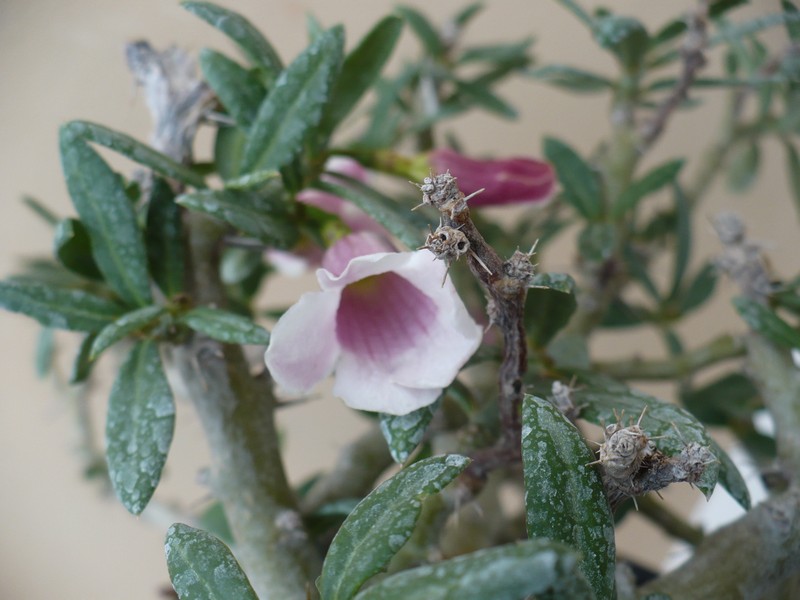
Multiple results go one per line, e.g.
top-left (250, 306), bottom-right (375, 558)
top-left (429, 148), bottom-right (556, 207)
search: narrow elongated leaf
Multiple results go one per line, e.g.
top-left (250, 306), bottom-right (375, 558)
top-left (543, 137), bottom-right (602, 219)
top-left (554, 0), bottom-right (594, 28)
top-left (242, 27), bottom-right (344, 173)
top-left (70, 332), bottom-right (97, 384)
top-left (784, 1), bottom-right (800, 41)
top-left (214, 126), bottom-right (247, 180)
top-left (181, 2), bottom-right (283, 79)
top-left (459, 39), bottom-right (533, 65)
top-left (146, 178), bottom-right (186, 297)
top-left (199, 49), bottom-right (265, 127)
top-left (710, 437), bottom-right (751, 511)
top-left (320, 16), bottom-right (403, 138)
top-left (180, 307), bottom-right (269, 345)
top-left (35, 328), bottom-right (56, 378)
top-left (594, 15), bottom-right (649, 72)
top-left (106, 340), bottom-right (175, 515)
top-left (734, 296), bottom-right (800, 349)
top-left (90, 305), bottom-right (167, 360)
top-left (354, 539), bottom-right (591, 600)
top-left (314, 176), bottom-right (424, 248)
top-left (528, 64), bottom-right (614, 93)
top-left (319, 454), bottom-right (470, 600)
top-left (453, 3), bottom-right (484, 27)
top-left (177, 188), bottom-right (298, 248)
top-left (727, 142), bottom-right (760, 192)
top-left (785, 142), bottom-right (800, 220)
top-left (22, 195), bottom-right (59, 226)
top-left (59, 130), bottom-right (153, 306)
top-left (453, 79), bottom-right (517, 118)
top-left (165, 523), bottom-right (258, 600)
top-left (396, 6), bottom-right (443, 57)
top-left (54, 218), bottom-right (102, 280)
top-left (0, 280), bottom-right (123, 332)
top-left (668, 182), bottom-right (691, 301)
top-left (522, 395), bottom-right (616, 599)
top-left (611, 159), bottom-right (684, 217)
top-left (525, 273), bottom-right (577, 347)
top-left (379, 399), bottom-right (440, 463)
top-left (679, 263), bottom-right (718, 314)
top-left (61, 121), bottom-right (206, 188)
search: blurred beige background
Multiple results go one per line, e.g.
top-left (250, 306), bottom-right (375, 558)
top-left (0, 1), bottom-right (795, 598)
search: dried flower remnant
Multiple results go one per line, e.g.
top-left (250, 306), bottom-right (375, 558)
top-left (265, 232), bottom-right (482, 416)
top-left (712, 211), bottom-right (774, 303)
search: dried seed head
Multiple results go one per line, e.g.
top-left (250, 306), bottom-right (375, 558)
top-left (595, 409), bottom-right (654, 482)
top-left (414, 172), bottom-right (468, 217)
top-left (712, 211), bottom-right (774, 302)
top-left (504, 248), bottom-right (536, 285)
top-left (712, 211), bottom-right (746, 246)
top-left (423, 225), bottom-right (470, 264)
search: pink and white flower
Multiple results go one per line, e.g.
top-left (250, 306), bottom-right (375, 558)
top-left (265, 232), bottom-right (482, 415)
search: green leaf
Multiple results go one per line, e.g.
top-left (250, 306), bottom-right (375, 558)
top-left (22, 195), bottom-right (60, 226)
top-left (199, 49), bottom-right (265, 127)
top-left (526, 273), bottom-right (578, 347)
top-left (318, 454), bottom-right (470, 600)
top-left (146, 178), bottom-right (186, 297)
top-left (668, 182), bottom-right (691, 302)
top-left (354, 539), bottom-right (592, 600)
top-left (522, 395), bottom-right (616, 599)
top-left (679, 263), bottom-right (718, 314)
top-left (601, 298), bottom-right (650, 328)
top-left (709, 437), bottom-right (752, 510)
top-left (452, 79), bottom-right (517, 119)
top-left (307, 13), bottom-right (325, 42)
top-left (611, 159), bottom-right (684, 217)
top-left (181, 2), bottom-right (283, 80)
top-left (726, 142), bottom-right (760, 192)
top-left (69, 332), bottom-right (97, 384)
top-left (165, 523), bottom-right (258, 600)
top-left (379, 400), bottom-right (440, 463)
top-left (554, 0), bottom-right (594, 28)
top-left (35, 328), bottom-right (56, 379)
top-left (650, 1), bottom-right (748, 48)
top-left (458, 39), bottom-right (534, 65)
top-left (214, 126), bottom-right (248, 181)
top-left (784, 142), bottom-right (800, 221)
top-left (0, 280), bottom-right (123, 332)
top-left (543, 137), bottom-right (602, 219)
top-left (452, 3), bottom-right (484, 27)
top-left (242, 27), bottom-right (344, 173)
top-left (61, 121), bottom-right (206, 188)
top-left (180, 307), bottom-right (270, 345)
top-left (395, 6), bottom-right (443, 57)
top-left (681, 373), bottom-right (760, 425)
top-left (176, 187), bottom-right (298, 249)
top-left (784, 1), bottom-right (800, 41)
top-left (594, 15), bottom-right (649, 72)
top-left (734, 296), bottom-right (800, 349)
top-left (314, 176), bottom-right (424, 249)
top-left (528, 64), bottom-right (614, 94)
top-left (106, 340), bottom-right (175, 515)
top-left (320, 16), bottom-right (404, 139)
top-left (59, 130), bottom-right (153, 306)
top-left (198, 503), bottom-right (234, 546)
top-left (90, 305), bottom-right (167, 360)
top-left (578, 222), bottom-right (617, 263)
top-left (54, 218), bottom-right (102, 280)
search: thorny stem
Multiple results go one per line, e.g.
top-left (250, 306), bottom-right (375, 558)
top-left (592, 334), bottom-right (746, 380)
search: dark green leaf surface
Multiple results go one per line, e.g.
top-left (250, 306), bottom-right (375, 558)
top-left (176, 188), bottom-right (298, 249)
top-left (314, 176), bottom-right (424, 248)
top-left (593, 15), bottom-right (649, 71)
top-left (522, 395), bottom-right (616, 599)
top-left (395, 6), bottom-right (443, 57)
top-left (679, 263), bottom-right (718, 314)
top-left (734, 296), bottom-right (800, 350)
top-left (59, 129), bottom-right (153, 307)
top-left (70, 333), bottom-right (97, 384)
top-left (165, 523), bottom-right (258, 600)
top-left (611, 159), bottom-right (684, 217)
top-left (452, 79), bottom-right (517, 118)
top-left (214, 126), bottom-right (248, 181)
top-left (106, 341), bottom-right (175, 515)
top-left (668, 182), bottom-right (691, 302)
top-left (242, 27), bottom-right (344, 173)
top-left (319, 454), bottom-right (470, 600)
top-left (726, 142), bottom-right (760, 192)
top-left (709, 437), bottom-right (751, 510)
top-left (182, 2), bottom-right (283, 79)
top-left (146, 178), bottom-right (186, 297)
top-left (180, 307), bottom-right (270, 345)
top-left (526, 273), bottom-right (578, 347)
top-left (54, 218), bottom-right (102, 280)
top-left (379, 399), bottom-right (440, 463)
top-left (453, 3), bottom-right (484, 27)
top-left (61, 121), bottom-right (206, 188)
top-left (354, 539), bottom-right (591, 600)
top-left (785, 142), bottom-right (800, 220)
top-left (0, 280), bottom-right (123, 332)
top-left (528, 64), bottom-right (614, 94)
top-left (682, 373), bottom-right (760, 425)
top-left (544, 137), bottom-right (602, 219)
top-left (90, 305), bottom-right (167, 360)
top-left (199, 49), bottom-right (265, 127)
top-left (320, 16), bottom-right (403, 138)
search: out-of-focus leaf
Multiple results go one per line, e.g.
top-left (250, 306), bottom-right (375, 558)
top-left (624, 244), bottom-right (661, 302)
top-left (106, 340), bottom-right (174, 515)
top-left (242, 27), bottom-right (344, 173)
top-left (181, 1), bottom-right (283, 81)
top-left (601, 298), bottom-right (651, 328)
top-left (458, 38), bottom-right (533, 65)
top-left (146, 178), bottom-right (186, 297)
top-left (734, 296), bottom-right (800, 349)
top-left (70, 332), bottom-right (97, 384)
top-left (35, 328), bottom-right (55, 379)
top-left (544, 137), bottom-right (602, 219)
top-left (318, 454), bottom-right (470, 600)
top-left (547, 331), bottom-right (590, 371)
top-left (453, 3), bottom-right (484, 27)
top-left (594, 15), bottom-right (649, 72)
top-left (668, 182), bottom-right (691, 302)
top-left (0, 280), bottom-right (123, 332)
top-left (578, 222), bottom-right (616, 262)
top-left (784, 142), bottom-right (800, 221)
top-left (611, 159), bottom-right (684, 217)
top-left (528, 64), bottom-right (614, 93)
top-left (180, 306), bottom-right (270, 345)
top-left (354, 539), bottom-right (592, 600)
top-left (214, 126), bottom-right (247, 181)
top-left (54, 218), bottom-right (102, 280)
top-left (522, 395), bottom-right (616, 599)
top-left (165, 523), bottom-right (258, 600)
top-left (784, 1), bottom-right (800, 40)
top-left (61, 121), bottom-right (206, 188)
top-left (320, 16), bottom-right (404, 139)
top-left (59, 129), bottom-right (153, 307)
top-left (650, 1), bottom-right (748, 48)
top-left (726, 142), bottom-right (761, 192)
top-left (90, 305), bottom-right (167, 360)
top-left (198, 503), bottom-right (234, 546)
top-left (177, 187), bottom-right (298, 249)
top-left (525, 273), bottom-right (577, 348)
top-left (380, 399), bottom-right (440, 463)
top-left (554, 0), bottom-right (594, 28)
top-left (681, 372), bottom-right (760, 425)
top-left (22, 196), bottom-right (59, 226)
top-left (314, 175), bottom-right (425, 248)
top-left (679, 263), bottom-right (718, 314)
top-left (396, 6), bottom-right (443, 57)
top-left (709, 437), bottom-right (752, 510)
top-left (359, 65), bottom-right (417, 149)
top-left (199, 49), bottom-right (265, 127)
top-left (451, 79), bottom-right (517, 118)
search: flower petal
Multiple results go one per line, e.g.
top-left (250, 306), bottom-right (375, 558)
top-left (333, 351), bottom-right (441, 415)
top-left (322, 232), bottom-right (394, 277)
top-left (265, 290), bottom-right (341, 394)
